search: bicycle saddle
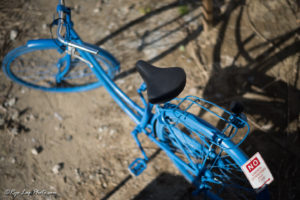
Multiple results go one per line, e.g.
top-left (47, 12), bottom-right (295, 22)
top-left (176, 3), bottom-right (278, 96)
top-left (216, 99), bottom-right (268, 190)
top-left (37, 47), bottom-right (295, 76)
top-left (136, 60), bottom-right (186, 104)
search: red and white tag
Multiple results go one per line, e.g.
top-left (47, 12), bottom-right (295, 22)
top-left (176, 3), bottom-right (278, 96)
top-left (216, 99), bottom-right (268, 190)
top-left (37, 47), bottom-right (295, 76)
top-left (241, 152), bottom-right (274, 189)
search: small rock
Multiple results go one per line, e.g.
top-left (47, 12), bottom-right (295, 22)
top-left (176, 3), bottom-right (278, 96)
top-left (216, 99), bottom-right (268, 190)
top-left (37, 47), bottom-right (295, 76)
top-left (74, 168), bottom-right (81, 181)
top-left (25, 114), bottom-right (35, 122)
top-left (20, 88), bottom-right (27, 94)
top-left (109, 129), bottom-right (115, 135)
top-left (74, 4), bottom-right (80, 13)
top-left (31, 148), bottom-right (38, 155)
top-left (89, 174), bottom-right (95, 180)
top-left (5, 98), bottom-right (16, 107)
top-left (128, 85), bottom-right (133, 91)
top-left (65, 135), bottom-right (73, 141)
top-left (31, 146), bottom-right (43, 155)
top-left (11, 157), bottom-right (16, 164)
top-left (98, 126), bottom-right (107, 133)
top-left (10, 109), bottom-right (19, 121)
top-left (9, 127), bottom-right (20, 136)
top-left (54, 112), bottom-right (63, 121)
top-left (10, 30), bottom-right (18, 40)
top-left (42, 23), bottom-right (48, 30)
top-left (52, 163), bottom-right (64, 174)
top-left (0, 157), bottom-right (5, 161)
top-left (261, 123), bottom-right (273, 130)
top-left (93, 7), bottom-right (101, 13)
top-left (102, 182), bottom-right (108, 188)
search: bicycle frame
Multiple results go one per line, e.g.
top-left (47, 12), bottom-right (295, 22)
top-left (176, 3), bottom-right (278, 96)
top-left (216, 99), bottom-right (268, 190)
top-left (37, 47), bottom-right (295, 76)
top-left (54, 0), bottom-right (250, 175)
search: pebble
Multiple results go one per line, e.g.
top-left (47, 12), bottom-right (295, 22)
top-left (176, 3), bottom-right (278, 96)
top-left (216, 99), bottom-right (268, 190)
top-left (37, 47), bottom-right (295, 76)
top-left (98, 126), bottom-right (108, 133)
top-left (10, 30), bottom-right (18, 40)
top-left (20, 88), bottom-right (27, 94)
top-left (11, 157), bottom-right (16, 164)
top-left (25, 114), bottom-right (35, 122)
top-left (74, 168), bottom-right (81, 181)
top-left (65, 135), bottom-right (73, 141)
top-left (52, 163), bottom-right (64, 174)
top-left (5, 98), bottom-right (16, 107)
top-left (54, 112), bottom-right (63, 121)
top-left (42, 23), bottom-right (48, 30)
top-left (31, 146), bottom-right (43, 155)
top-left (93, 7), bottom-right (101, 13)
top-left (74, 4), bottom-right (80, 13)
top-left (10, 127), bottom-right (20, 136)
top-left (31, 148), bottom-right (38, 155)
top-left (128, 85), bottom-right (133, 91)
top-left (89, 174), bottom-right (95, 180)
top-left (10, 109), bottom-right (19, 121)
top-left (102, 182), bottom-right (108, 189)
top-left (109, 129), bottom-right (115, 135)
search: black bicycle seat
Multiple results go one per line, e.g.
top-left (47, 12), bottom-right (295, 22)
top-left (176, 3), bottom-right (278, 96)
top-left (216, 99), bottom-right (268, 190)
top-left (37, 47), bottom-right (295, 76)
top-left (136, 60), bottom-right (186, 104)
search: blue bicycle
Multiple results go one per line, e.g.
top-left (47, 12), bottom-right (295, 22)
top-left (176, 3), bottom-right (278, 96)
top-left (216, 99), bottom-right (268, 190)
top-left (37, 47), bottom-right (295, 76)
top-left (2, 1), bottom-right (270, 199)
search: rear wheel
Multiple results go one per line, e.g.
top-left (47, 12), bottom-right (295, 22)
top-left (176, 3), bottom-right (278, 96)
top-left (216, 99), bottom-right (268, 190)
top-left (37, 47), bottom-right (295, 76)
top-left (155, 109), bottom-right (268, 199)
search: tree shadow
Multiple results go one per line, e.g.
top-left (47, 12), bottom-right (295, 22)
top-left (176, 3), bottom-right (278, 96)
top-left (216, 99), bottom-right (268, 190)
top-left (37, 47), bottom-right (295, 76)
top-left (94, 0), bottom-right (203, 80)
top-left (95, 1), bottom-right (190, 46)
top-left (132, 172), bottom-right (197, 200)
top-left (100, 149), bottom-right (161, 200)
top-left (200, 1), bottom-right (300, 199)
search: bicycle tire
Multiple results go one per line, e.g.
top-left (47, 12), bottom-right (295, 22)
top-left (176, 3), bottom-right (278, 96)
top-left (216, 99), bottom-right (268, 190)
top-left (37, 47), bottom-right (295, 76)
top-left (2, 39), bottom-right (120, 92)
top-left (155, 108), bottom-right (269, 200)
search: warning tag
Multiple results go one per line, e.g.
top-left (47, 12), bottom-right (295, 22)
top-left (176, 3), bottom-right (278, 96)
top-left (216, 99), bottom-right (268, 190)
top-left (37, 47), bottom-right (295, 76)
top-left (241, 152), bottom-right (274, 189)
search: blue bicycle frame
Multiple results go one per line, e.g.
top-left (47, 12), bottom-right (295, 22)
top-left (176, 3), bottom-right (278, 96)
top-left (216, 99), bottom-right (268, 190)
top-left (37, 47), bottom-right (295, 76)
top-left (54, 0), bottom-right (249, 179)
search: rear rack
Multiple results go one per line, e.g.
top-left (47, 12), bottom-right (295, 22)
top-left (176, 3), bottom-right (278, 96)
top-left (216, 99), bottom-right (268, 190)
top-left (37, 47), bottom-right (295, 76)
top-left (166, 95), bottom-right (250, 148)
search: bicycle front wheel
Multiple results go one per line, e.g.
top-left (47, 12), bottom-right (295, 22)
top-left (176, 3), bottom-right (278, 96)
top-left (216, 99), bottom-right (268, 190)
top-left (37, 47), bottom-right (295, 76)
top-left (155, 109), bottom-right (269, 199)
top-left (2, 39), bottom-right (119, 92)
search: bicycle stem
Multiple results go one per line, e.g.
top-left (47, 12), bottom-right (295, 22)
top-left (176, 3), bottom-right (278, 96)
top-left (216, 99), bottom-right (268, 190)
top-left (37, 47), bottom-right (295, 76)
top-left (57, 1), bottom-right (99, 54)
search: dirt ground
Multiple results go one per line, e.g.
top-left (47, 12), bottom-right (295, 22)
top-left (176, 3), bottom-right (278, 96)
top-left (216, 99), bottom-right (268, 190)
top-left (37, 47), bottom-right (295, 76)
top-left (0, 0), bottom-right (299, 199)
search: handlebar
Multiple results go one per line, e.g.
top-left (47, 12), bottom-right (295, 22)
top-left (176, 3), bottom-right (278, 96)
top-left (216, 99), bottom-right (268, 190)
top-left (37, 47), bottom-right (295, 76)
top-left (56, 0), bottom-right (99, 54)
